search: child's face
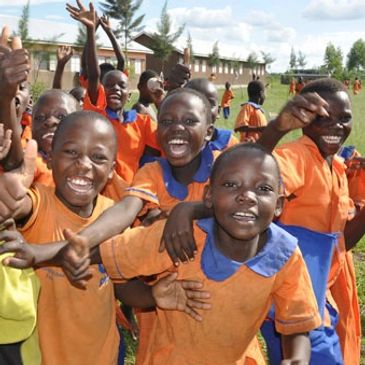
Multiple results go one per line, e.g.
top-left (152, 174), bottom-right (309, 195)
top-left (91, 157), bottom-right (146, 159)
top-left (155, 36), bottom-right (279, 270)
top-left (303, 91), bottom-right (352, 158)
top-left (32, 93), bottom-right (77, 156)
top-left (15, 82), bottom-right (30, 121)
top-left (50, 117), bottom-right (115, 217)
top-left (157, 93), bottom-right (213, 167)
top-left (205, 152), bottom-right (282, 243)
top-left (103, 71), bottom-right (129, 111)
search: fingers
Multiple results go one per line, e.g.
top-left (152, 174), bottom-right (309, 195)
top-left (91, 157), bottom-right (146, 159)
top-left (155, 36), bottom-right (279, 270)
top-left (0, 26), bottom-right (10, 47)
top-left (0, 125), bottom-right (12, 160)
top-left (20, 139), bottom-right (37, 188)
top-left (76, 0), bottom-right (86, 11)
top-left (184, 306), bottom-right (203, 322)
top-left (0, 218), bottom-right (16, 231)
top-left (11, 37), bottom-right (22, 50)
top-left (63, 228), bottom-right (89, 257)
top-left (2, 256), bottom-right (31, 269)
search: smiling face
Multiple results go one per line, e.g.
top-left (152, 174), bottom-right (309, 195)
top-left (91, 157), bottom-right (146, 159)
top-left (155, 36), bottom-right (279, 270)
top-left (205, 148), bottom-right (283, 248)
top-left (50, 112), bottom-right (116, 217)
top-left (157, 91), bottom-right (213, 167)
top-left (303, 91), bottom-right (352, 159)
top-left (32, 91), bottom-right (79, 156)
top-left (102, 70), bottom-right (129, 111)
top-left (15, 81), bottom-right (30, 121)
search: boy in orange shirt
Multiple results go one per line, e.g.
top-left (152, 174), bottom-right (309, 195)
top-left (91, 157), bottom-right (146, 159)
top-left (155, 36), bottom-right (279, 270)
top-left (66, 143), bottom-right (321, 365)
top-left (67, 1), bottom-right (161, 184)
top-left (221, 81), bottom-right (234, 119)
top-left (234, 80), bottom-right (267, 142)
top-left (352, 77), bottom-right (361, 95)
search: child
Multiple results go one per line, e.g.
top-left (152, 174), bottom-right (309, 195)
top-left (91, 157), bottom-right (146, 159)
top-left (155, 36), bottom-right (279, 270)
top-left (288, 78), bottom-right (296, 96)
top-left (67, 143), bottom-right (321, 364)
top-left (132, 70), bottom-right (164, 121)
top-left (67, 1), bottom-right (160, 184)
top-left (352, 77), bottom-right (361, 95)
top-left (221, 81), bottom-right (234, 119)
top-left (295, 76), bottom-right (305, 95)
top-left (52, 45), bottom-right (74, 90)
top-left (185, 78), bottom-right (238, 151)
top-left (234, 80), bottom-right (267, 142)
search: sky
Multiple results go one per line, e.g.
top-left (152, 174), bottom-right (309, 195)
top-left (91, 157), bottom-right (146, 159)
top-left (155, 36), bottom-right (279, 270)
top-left (1, 0), bottom-right (365, 72)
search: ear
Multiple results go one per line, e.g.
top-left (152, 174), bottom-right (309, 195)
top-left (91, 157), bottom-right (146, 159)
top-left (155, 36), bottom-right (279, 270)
top-left (274, 195), bottom-right (284, 218)
top-left (203, 184), bottom-right (213, 209)
top-left (204, 124), bottom-right (215, 142)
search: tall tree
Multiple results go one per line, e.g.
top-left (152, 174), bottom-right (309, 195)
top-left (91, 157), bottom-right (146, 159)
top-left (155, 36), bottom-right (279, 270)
top-left (149, 1), bottom-right (185, 71)
top-left (17, 0), bottom-right (30, 41)
top-left (100, 0), bottom-right (145, 63)
top-left (261, 51), bottom-right (275, 71)
top-left (347, 39), bottom-right (365, 72)
top-left (289, 47), bottom-right (296, 70)
top-left (246, 51), bottom-right (258, 76)
top-left (297, 50), bottom-right (307, 68)
top-left (323, 43), bottom-right (343, 79)
top-left (207, 41), bottom-right (220, 68)
top-left (186, 32), bottom-right (194, 64)
top-left (75, 24), bottom-right (100, 47)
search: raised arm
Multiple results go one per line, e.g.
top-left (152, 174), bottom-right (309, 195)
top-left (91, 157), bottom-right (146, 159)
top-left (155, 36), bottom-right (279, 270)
top-left (52, 45), bottom-right (74, 89)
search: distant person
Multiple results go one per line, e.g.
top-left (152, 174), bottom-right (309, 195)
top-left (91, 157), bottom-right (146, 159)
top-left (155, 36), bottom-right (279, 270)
top-left (353, 77), bottom-right (362, 95)
top-left (289, 78), bottom-right (296, 96)
top-left (208, 73), bottom-right (216, 82)
top-left (295, 76), bottom-right (305, 94)
top-left (220, 81), bottom-right (234, 119)
top-left (343, 79), bottom-right (350, 90)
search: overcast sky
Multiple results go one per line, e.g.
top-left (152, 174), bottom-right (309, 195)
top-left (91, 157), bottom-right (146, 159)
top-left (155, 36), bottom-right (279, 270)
top-left (1, 0), bottom-right (365, 72)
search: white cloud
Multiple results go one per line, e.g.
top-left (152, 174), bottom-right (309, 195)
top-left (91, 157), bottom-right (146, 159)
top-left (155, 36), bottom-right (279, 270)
top-left (303, 0), bottom-right (365, 20)
top-left (45, 15), bottom-right (65, 20)
top-left (0, 0), bottom-right (64, 5)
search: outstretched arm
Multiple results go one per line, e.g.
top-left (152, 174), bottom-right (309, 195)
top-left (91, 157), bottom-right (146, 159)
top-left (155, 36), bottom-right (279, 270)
top-left (281, 333), bottom-right (310, 365)
top-left (52, 45), bottom-right (74, 89)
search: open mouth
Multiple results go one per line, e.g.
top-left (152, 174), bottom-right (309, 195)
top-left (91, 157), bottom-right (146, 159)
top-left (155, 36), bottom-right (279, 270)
top-left (167, 138), bottom-right (189, 157)
top-left (321, 135), bottom-right (342, 145)
top-left (66, 176), bottom-right (93, 194)
top-left (41, 132), bottom-right (55, 142)
top-left (232, 211), bottom-right (257, 222)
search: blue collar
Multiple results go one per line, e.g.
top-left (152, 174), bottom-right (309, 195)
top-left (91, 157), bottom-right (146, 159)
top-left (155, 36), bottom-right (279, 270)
top-left (240, 101), bottom-right (265, 113)
top-left (105, 108), bottom-right (137, 124)
top-left (158, 144), bottom-right (214, 200)
top-left (209, 128), bottom-right (233, 151)
top-left (197, 218), bottom-right (298, 281)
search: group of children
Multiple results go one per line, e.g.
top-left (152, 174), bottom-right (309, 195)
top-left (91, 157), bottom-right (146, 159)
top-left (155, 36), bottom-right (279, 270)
top-left (0, 1), bottom-right (364, 364)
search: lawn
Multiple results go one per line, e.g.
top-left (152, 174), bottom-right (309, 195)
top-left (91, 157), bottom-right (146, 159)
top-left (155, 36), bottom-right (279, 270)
top-left (123, 76), bottom-right (365, 364)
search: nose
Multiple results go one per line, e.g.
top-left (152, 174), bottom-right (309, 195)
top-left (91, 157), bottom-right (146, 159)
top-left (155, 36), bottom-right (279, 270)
top-left (76, 155), bottom-right (92, 171)
top-left (235, 189), bottom-right (257, 205)
top-left (44, 115), bottom-right (60, 128)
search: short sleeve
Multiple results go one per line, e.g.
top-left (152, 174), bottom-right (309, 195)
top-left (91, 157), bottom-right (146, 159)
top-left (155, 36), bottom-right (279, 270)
top-left (234, 105), bottom-right (250, 129)
top-left (139, 114), bottom-right (160, 151)
top-left (83, 84), bottom-right (107, 115)
top-left (273, 248), bottom-right (321, 335)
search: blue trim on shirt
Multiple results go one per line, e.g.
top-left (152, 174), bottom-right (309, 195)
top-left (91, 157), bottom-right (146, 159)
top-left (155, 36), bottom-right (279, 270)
top-left (125, 187), bottom-right (158, 202)
top-left (106, 108), bottom-right (137, 124)
top-left (240, 101), bottom-right (265, 113)
top-left (209, 128), bottom-right (233, 151)
top-left (157, 144), bottom-right (214, 200)
top-left (197, 218), bottom-right (298, 281)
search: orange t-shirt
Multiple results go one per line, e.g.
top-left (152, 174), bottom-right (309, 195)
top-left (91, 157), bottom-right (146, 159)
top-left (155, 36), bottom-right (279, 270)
top-left (20, 184), bottom-right (119, 365)
top-left (353, 80), bottom-right (361, 95)
top-left (100, 219), bottom-right (321, 365)
top-left (235, 102), bottom-right (267, 142)
top-left (83, 85), bottom-right (160, 184)
top-left (289, 80), bottom-right (296, 95)
top-left (21, 113), bottom-right (32, 148)
top-left (274, 136), bottom-right (361, 364)
top-left (221, 89), bottom-right (234, 107)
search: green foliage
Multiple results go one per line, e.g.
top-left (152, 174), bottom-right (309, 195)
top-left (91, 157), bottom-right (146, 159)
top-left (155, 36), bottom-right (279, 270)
top-left (347, 39), bottom-right (365, 72)
top-left (149, 1), bottom-right (185, 70)
top-left (261, 51), bottom-right (275, 66)
top-left (297, 50), bottom-right (307, 68)
top-left (323, 43), bottom-right (343, 79)
top-left (246, 51), bottom-right (258, 70)
top-left (207, 41), bottom-right (220, 67)
top-left (289, 47), bottom-right (296, 70)
top-left (17, 0), bottom-right (30, 41)
top-left (30, 81), bottom-right (46, 103)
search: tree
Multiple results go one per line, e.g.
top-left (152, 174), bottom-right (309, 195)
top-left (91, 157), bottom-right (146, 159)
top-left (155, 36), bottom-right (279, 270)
top-left (100, 0), bottom-right (145, 63)
top-left (261, 51), bottom-right (275, 71)
top-left (17, 0), bottom-right (30, 41)
top-left (297, 51), bottom-right (307, 68)
top-left (347, 39), bottom-right (365, 72)
top-left (246, 51), bottom-right (258, 76)
top-left (186, 32), bottom-right (194, 64)
top-left (75, 24), bottom-right (100, 47)
top-left (323, 43), bottom-right (343, 79)
top-left (207, 41), bottom-right (220, 69)
top-left (149, 1), bottom-right (185, 71)
top-left (289, 47), bottom-right (296, 70)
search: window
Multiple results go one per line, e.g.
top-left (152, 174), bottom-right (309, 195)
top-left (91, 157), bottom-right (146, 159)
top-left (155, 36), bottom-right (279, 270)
top-left (49, 54), bottom-right (57, 71)
top-left (239, 65), bottom-right (243, 75)
top-left (219, 63), bottom-right (223, 73)
top-left (224, 63), bottom-right (229, 74)
top-left (212, 65), bottom-right (217, 73)
top-left (70, 56), bottom-right (81, 72)
top-left (202, 60), bottom-right (206, 72)
top-left (134, 59), bottom-right (142, 75)
top-left (194, 60), bottom-right (199, 72)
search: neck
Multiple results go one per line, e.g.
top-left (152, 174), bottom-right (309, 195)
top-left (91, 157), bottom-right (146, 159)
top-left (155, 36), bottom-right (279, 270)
top-left (171, 153), bottom-right (202, 185)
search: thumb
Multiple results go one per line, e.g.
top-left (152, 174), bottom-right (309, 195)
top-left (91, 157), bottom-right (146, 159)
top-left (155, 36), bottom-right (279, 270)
top-left (11, 36), bottom-right (22, 50)
top-left (0, 26), bottom-right (10, 47)
top-left (21, 139), bottom-right (38, 188)
top-left (63, 228), bottom-right (89, 257)
top-left (161, 272), bottom-right (178, 285)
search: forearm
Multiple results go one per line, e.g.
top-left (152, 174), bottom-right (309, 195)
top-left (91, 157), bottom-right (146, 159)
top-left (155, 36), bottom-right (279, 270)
top-left (234, 126), bottom-right (266, 133)
top-left (184, 201), bottom-right (213, 220)
top-left (256, 120), bottom-right (287, 153)
top-left (32, 240), bottom-right (68, 266)
top-left (281, 332), bottom-right (310, 362)
top-left (344, 206), bottom-right (365, 250)
top-left (52, 62), bottom-right (66, 89)
top-left (105, 29), bottom-right (125, 72)
top-left (86, 26), bottom-right (100, 104)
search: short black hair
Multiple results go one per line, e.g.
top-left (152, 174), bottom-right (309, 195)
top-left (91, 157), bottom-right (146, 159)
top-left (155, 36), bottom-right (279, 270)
top-left (138, 69), bottom-right (158, 85)
top-left (33, 89), bottom-right (79, 115)
top-left (247, 80), bottom-right (265, 98)
top-left (300, 77), bottom-right (347, 96)
top-left (159, 87), bottom-right (212, 125)
top-left (69, 87), bottom-right (86, 102)
top-left (210, 143), bottom-right (281, 185)
top-left (52, 110), bottom-right (117, 157)
top-left (99, 62), bottom-right (116, 81)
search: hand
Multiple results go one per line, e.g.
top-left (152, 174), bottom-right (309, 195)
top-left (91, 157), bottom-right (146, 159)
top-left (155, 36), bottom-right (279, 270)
top-left (0, 223), bottom-right (36, 269)
top-left (141, 208), bottom-right (167, 227)
top-left (274, 93), bottom-right (329, 133)
top-left (165, 63), bottom-right (191, 91)
top-left (56, 45), bottom-right (74, 65)
top-left (0, 123), bottom-right (12, 161)
top-left (152, 272), bottom-right (211, 322)
top-left (99, 14), bottom-right (112, 32)
top-left (346, 156), bottom-right (365, 174)
top-left (66, 0), bottom-right (98, 29)
top-left (0, 26), bottom-right (30, 101)
top-left (60, 228), bottom-right (91, 289)
top-left (159, 202), bottom-right (197, 265)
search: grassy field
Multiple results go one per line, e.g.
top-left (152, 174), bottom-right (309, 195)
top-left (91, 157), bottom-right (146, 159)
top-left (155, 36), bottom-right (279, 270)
top-left (123, 77), bottom-right (365, 364)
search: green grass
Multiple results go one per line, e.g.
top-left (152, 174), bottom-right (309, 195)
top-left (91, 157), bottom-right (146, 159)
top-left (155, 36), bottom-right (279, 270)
top-left (124, 78), bottom-right (365, 364)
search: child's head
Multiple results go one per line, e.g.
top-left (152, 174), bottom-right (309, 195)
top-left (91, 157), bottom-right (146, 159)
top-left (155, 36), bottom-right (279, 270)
top-left (301, 78), bottom-right (352, 158)
top-left (102, 70), bottom-right (129, 112)
top-left (225, 81), bottom-right (231, 90)
top-left (185, 78), bottom-right (219, 123)
top-left (15, 81), bottom-right (30, 122)
top-left (69, 87), bottom-right (86, 107)
top-left (99, 62), bottom-right (116, 83)
top-left (157, 88), bottom-right (214, 167)
top-left (32, 89), bottom-right (80, 157)
top-left (138, 70), bottom-right (164, 106)
top-left (50, 110), bottom-right (117, 217)
top-left (247, 80), bottom-right (265, 105)
top-left (205, 143), bottom-right (283, 243)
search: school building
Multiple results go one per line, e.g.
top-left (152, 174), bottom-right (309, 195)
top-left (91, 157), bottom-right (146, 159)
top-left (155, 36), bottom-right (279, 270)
top-left (133, 32), bottom-right (267, 88)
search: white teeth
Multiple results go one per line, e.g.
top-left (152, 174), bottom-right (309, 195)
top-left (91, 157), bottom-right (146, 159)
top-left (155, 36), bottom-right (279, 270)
top-left (168, 139), bottom-right (188, 145)
top-left (66, 177), bottom-right (92, 193)
top-left (322, 135), bottom-right (341, 144)
top-left (233, 212), bottom-right (256, 219)
top-left (42, 132), bottom-right (54, 140)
